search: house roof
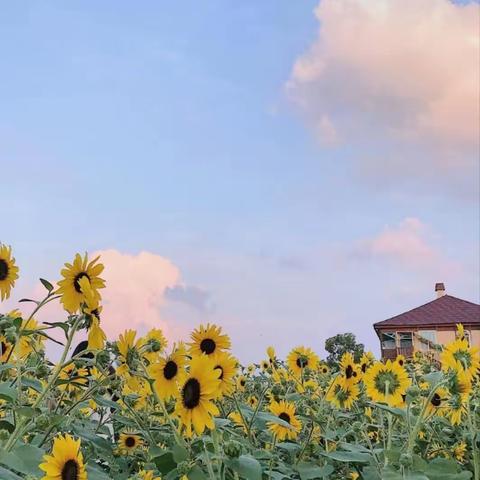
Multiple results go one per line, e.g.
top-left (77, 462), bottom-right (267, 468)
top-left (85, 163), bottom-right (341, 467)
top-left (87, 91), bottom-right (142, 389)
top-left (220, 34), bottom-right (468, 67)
top-left (374, 295), bottom-right (480, 331)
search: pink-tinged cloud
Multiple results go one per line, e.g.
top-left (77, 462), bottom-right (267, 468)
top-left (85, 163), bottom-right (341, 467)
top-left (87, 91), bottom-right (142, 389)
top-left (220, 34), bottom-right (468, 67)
top-left (287, 0), bottom-right (479, 176)
top-left (353, 217), bottom-right (462, 278)
top-left (364, 218), bottom-right (435, 266)
top-left (93, 249), bottom-right (184, 340)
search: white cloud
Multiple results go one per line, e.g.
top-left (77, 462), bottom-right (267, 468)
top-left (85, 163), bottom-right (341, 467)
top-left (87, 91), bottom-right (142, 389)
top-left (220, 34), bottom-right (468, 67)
top-left (93, 249), bottom-right (184, 339)
top-left (287, 0), bottom-right (479, 185)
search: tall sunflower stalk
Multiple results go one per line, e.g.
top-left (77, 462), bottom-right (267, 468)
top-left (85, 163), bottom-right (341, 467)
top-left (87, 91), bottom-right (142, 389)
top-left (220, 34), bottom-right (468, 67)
top-left (4, 314), bottom-right (83, 452)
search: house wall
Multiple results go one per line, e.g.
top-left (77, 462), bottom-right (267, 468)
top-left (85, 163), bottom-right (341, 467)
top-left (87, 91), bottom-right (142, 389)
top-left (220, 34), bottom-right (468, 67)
top-left (470, 328), bottom-right (480, 347)
top-left (377, 325), bottom-right (480, 359)
top-left (378, 326), bottom-right (456, 349)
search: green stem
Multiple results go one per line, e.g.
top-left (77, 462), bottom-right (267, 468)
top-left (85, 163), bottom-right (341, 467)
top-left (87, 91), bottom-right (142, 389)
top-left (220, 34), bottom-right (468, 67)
top-left (467, 399), bottom-right (479, 480)
top-left (4, 315), bottom-right (82, 451)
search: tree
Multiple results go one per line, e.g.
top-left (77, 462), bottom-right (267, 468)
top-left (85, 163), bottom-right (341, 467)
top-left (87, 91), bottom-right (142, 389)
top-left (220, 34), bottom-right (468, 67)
top-left (324, 332), bottom-right (364, 368)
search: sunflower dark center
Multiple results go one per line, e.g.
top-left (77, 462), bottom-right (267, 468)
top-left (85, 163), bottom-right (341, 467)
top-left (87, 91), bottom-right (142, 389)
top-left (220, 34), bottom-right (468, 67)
top-left (73, 272), bottom-right (90, 293)
top-left (361, 363), bottom-right (367, 373)
top-left (214, 365), bottom-right (224, 380)
top-left (240, 379), bottom-right (246, 386)
top-left (125, 436), bottom-right (136, 448)
top-left (0, 259), bottom-right (8, 281)
top-left (345, 365), bottom-right (354, 379)
top-left (322, 367), bottom-right (328, 373)
top-left (296, 357), bottom-right (308, 369)
top-left (163, 360), bottom-right (178, 380)
top-left (1, 341), bottom-right (9, 354)
top-left (279, 412), bottom-right (291, 424)
top-left (182, 378), bottom-right (201, 409)
top-left (431, 393), bottom-right (442, 407)
top-left (398, 359), bottom-right (404, 366)
top-left (200, 338), bottom-right (216, 355)
top-left (61, 459), bottom-right (79, 480)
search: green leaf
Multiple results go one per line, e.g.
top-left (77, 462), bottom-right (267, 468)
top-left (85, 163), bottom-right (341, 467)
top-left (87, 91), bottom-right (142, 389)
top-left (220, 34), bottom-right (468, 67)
top-left (370, 402), bottom-right (406, 417)
top-left (40, 278), bottom-right (54, 292)
top-left (320, 450), bottom-right (372, 463)
top-left (0, 466), bottom-right (22, 480)
top-left (0, 364), bottom-right (14, 373)
top-left (18, 298), bottom-right (40, 305)
top-left (172, 444), bottom-right (188, 463)
top-left (153, 451), bottom-right (176, 474)
top-left (227, 454), bottom-right (262, 480)
top-left (86, 464), bottom-right (111, 480)
top-left (93, 394), bottom-right (120, 411)
top-left (20, 377), bottom-right (43, 393)
top-left (187, 465), bottom-right (208, 480)
top-left (0, 383), bottom-right (17, 402)
top-left (296, 462), bottom-right (334, 479)
top-left (0, 420), bottom-right (15, 433)
top-left (422, 371), bottom-right (444, 386)
top-left (0, 444), bottom-right (45, 476)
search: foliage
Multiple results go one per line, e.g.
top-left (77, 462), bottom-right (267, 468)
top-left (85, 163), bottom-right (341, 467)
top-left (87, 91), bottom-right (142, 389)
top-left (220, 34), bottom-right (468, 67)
top-left (324, 333), bottom-right (365, 367)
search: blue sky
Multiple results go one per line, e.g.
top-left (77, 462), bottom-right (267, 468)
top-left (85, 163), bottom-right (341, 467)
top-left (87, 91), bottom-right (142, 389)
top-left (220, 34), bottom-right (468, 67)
top-left (2, 1), bottom-right (479, 361)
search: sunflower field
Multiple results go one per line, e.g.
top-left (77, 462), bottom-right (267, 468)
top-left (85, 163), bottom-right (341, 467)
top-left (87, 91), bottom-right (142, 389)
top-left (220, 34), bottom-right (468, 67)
top-left (0, 245), bottom-right (479, 480)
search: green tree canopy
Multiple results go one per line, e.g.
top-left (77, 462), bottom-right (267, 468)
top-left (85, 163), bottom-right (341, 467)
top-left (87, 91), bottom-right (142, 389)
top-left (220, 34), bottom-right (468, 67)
top-left (324, 332), bottom-right (365, 368)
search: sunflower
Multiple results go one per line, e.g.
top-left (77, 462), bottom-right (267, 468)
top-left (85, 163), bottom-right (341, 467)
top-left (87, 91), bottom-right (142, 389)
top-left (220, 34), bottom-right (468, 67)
top-left (212, 350), bottom-right (238, 397)
top-left (268, 400), bottom-right (302, 441)
top-left (260, 359), bottom-right (270, 372)
top-left (326, 376), bottom-right (360, 410)
top-left (394, 354), bottom-right (406, 368)
top-left (0, 243), bottom-right (19, 301)
top-left (121, 375), bottom-right (152, 410)
top-left (148, 347), bottom-right (187, 400)
top-left (16, 315), bottom-right (46, 359)
top-left (117, 329), bottom-right (144, 376)
top-left (236, 374), bottom-right (247, 391)
top-left (118, 431), bottom-right (143, 454)
top-left (425, 387), bottom-right (449, 418)
top-left (175, 354), bottom-right (221, 437)
top-left (57, 253), bottom-right (105, 313)
top-left (441, 337), bottom-right (480, 380)
top-left (142, 328), bottom-right (168, 363)
top-left (87, 316), bottom-right (106, 351)
top-left (0, 334), bottom-right (13, 362)
top-left (359, 352), bottom-right (375, 375)
top-left (338, 352), bottom-right (361, 387)
top-left (139, 470), bottom-right (161, 480)
top-left (446, 393), bottom-right (469, 426)
top-left (189, 323), bottom-right (231, 357)
top-left (229, 411), bottom-right (248, 432)
top-left (39, 434), bottom-right (87, 480)
top-left (318, 363), bottom-right (330, 375)
top-left (247, 395), bottom-right (258, 409)
top-left (287, 346), bottom-right (319, 378)
top-left (453, 442), bottom-right (467, 462)
top-left (247, 364), bottom-right (256, 375)
top-left (58, 365), bottom-right (89, 393)
top-left (363, 360), bottom-right (410, 407)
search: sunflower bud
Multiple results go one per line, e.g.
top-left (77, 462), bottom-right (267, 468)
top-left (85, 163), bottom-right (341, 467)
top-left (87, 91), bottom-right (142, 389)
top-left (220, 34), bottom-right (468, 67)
top-left (399, 453), bottom-right (413, 467)
top-left (224, 440), bottom-right (242, 458)
top-left (36, 363), bottom-right (50, 378)
top-left (35, 414), bottom-right (50, 430)
top-left (0, 317), bottom-right (13, 330)
top-left (176, 461), bottom-right (191, 475)
top-left (4, 326), bottom-right (17, 344)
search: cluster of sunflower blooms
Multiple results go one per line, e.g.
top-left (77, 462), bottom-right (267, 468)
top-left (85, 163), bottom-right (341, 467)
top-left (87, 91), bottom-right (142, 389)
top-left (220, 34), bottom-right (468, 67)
top-left (0, 242), bottom-right (480, 480)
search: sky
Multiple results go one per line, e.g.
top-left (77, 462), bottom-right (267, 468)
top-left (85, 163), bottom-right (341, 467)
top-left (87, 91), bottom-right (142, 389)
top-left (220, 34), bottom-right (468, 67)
top-left (1, 0), bottom-right (479, 362)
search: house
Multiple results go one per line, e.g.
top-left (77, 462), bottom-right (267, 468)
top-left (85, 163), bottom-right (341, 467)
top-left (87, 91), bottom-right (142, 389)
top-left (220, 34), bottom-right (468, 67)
top-left (373, 283), bottom-right (480, 361)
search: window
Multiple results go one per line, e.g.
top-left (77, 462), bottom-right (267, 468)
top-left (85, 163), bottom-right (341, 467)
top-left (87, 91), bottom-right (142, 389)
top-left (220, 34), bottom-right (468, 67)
top-left (418, 330), bottom-right (437, 351)
top-left (464, 330), bottom-right (471, 347)
top-left (399, 332), bottom-right (413, 348)
top-left (381, 332), bottom-right (396, 349)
